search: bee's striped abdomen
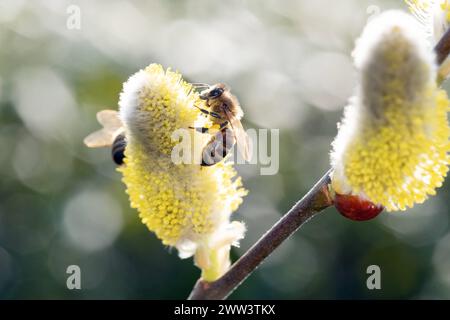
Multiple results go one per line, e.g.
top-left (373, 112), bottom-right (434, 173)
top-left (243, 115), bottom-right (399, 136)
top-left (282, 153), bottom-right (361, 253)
top-left (201, 127), bottom-right (235, 166)
top-left (112, 133), bottom-right (126, 165)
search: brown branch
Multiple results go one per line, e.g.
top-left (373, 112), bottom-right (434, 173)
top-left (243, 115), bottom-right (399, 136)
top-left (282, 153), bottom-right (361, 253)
top-left (435, 27), bottom-right (450, 66)
top-left (188, 170), bottom-right (333, 300)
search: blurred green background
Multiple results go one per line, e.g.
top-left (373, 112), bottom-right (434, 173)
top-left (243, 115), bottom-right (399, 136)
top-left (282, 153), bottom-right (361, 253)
top-left (1, 0), bottom-right (450, 299)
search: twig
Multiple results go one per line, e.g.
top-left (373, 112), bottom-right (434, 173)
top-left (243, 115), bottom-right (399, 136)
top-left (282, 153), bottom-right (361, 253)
top-left (188, 170), bottom-right (333, 300)
top-left (187, 25), bottom-right (450, 301)
top-left (435, 27), bottom-right (450, 65)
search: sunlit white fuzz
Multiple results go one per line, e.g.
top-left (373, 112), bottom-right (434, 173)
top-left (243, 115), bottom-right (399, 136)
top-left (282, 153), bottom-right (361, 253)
top-left (330, 11), bottom-right (450, 211)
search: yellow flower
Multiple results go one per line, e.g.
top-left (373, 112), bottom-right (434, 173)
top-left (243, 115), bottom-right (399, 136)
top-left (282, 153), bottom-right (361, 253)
top-left (406, 0), bottom-right (450, 37)
top-left (117, 64), bottom-right (247, 281)
top-left (330, 11), bottom-right (450, 211)
top-left (406, 0), bottom-right (450, 78)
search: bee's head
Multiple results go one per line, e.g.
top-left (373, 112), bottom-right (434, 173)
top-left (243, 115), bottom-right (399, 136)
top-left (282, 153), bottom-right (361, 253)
top-left (200, 83), bottom-right (226, 100)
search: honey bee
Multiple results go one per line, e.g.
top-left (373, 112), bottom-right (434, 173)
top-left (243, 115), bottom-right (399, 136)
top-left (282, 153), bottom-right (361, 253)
top-left (191, 83), bottom-right (251, 166)
top-left (83, 109), bottom-right (126, 165)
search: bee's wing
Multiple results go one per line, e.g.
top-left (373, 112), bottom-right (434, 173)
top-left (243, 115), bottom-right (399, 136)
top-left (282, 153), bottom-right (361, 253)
top-left (84, 129), bottom-right (120, 148)
top-left (84, 110), bottom-right (123, 148)
top-left (96, 110), bottom-right (122, 128)
top-left (224, 109), bottom-right (252, 161)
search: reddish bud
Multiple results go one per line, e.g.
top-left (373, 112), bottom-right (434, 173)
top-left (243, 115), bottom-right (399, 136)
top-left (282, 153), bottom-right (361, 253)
top-left (334, 193), bottom-right (384, 221)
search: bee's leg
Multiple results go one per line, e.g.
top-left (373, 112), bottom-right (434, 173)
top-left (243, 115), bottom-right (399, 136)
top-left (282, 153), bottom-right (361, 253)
top-left (195, 106), bottom-right (209, 117)
top-left (220, 121), bottom-right (229, 129)
top-left (194, 105), bottom-right (222, 119)
top-left (189, 126), bottom-right (210, 134)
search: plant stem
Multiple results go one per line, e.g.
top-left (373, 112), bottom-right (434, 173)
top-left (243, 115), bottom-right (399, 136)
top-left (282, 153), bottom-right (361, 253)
top-left (188, 170), bottom-right (333, 300)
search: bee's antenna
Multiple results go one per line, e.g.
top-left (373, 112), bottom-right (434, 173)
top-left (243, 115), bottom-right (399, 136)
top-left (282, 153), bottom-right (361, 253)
top-left (191, 83), bottom-right (211, 89)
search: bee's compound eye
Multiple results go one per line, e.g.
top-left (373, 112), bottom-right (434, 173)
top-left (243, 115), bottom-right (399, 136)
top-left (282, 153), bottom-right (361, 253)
top-left (334, 193), bottom-right (384, 221)
top-left (209, 88), bottom-right (224, 98)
